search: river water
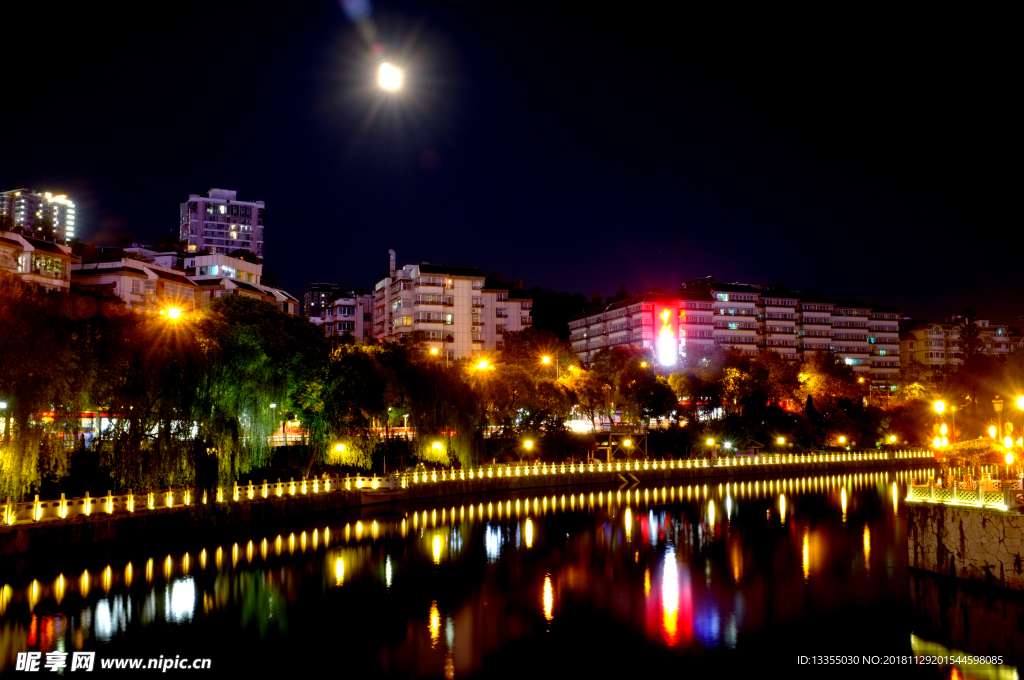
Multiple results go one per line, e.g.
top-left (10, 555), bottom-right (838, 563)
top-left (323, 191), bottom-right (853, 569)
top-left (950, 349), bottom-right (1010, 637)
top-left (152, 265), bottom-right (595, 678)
top-left (2, 466), bottom-right (1021, 678)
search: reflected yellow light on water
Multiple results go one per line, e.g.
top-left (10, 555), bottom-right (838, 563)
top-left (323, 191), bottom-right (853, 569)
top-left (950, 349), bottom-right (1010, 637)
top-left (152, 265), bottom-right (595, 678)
top-left (708, 499), bottom-right (715, 529)
top-left (429, 601), bottom-right (441, 648)
top-left (335, 557), bottom-right (344, 586)
top-left (543, 574), bottom-right (554, 622)
top-left (54, 574), bottom-right (65, 604)
top-left (779, 494), bottom-right (786, 524)
top-left (625, 507), bottom-right (632, 542)
top-left (146, 558), bottom-right (155, 583)
top-left (841, 488), bottom-right (848, 523)
top-left (892, 482), bottom-right (899, 514)
top-left (165, 554), bottom-right (173, 579)
top-left (247, 540), bottom-right (254, 563)
top-left (125, 563), bottom-right (133, 588)
top-left (29, 580), bottom-right (40, 611)
top-left (103, 566), bottom-right (112, 594)
top-left (433, 534), bottom-right (442, 564)
top-left (644, 568), bottom-right (651, 598)
top-left (525, 517), bottom-right (534, 548)
top-left (863, 524), bottom-right (871, 571)
top-left (80, 571), bottom-right (90, 598)
top-left (200, 549), bottom-right (206, 570)
top-left (261, 539), bottom-right (268, 560)
top-left (802, 532), bottom-right (810, 581)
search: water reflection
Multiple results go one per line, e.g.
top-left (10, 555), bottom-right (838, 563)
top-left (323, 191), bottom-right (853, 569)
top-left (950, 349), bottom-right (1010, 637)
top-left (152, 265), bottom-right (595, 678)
top-left (0, 468), bottom-right (947, 676)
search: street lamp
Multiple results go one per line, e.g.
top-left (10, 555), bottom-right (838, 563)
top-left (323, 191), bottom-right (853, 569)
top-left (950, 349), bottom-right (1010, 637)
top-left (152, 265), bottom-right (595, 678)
top-left (1017, 396), bottom-right (1024, 443)
top-left (994, 396), bottom-right (1005, 443)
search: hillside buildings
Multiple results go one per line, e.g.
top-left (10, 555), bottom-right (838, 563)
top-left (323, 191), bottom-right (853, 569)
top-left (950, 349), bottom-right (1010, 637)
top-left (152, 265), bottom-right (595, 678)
top-left (1, 189), bottom-right (77, 240)
top-left (0, 228), bottom-right (77, 291)
top-left (178, 188), bottom-right (264, 258)
top-left (373, 250), bottom-right (532, 360)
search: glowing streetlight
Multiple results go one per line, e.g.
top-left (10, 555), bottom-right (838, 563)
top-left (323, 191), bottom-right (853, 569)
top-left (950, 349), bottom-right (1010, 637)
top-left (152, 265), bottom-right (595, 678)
top-left (933, 437), bottom-right (942, 449)
top-left (335, 444), bottom-right (345, 453)
top-left (432, 442), bottom-right (443, 452)
top-left (167, 307), bottom-right (181, 320)
top-left (623, 439), bottom-right (632, 448)
top-left (889, 435), bottom-right (897, 443)
top-left (989, 425), bottom-right (998, 439)
top-left (1004, 437), bottom-right (1014, 449)
top-left (1007, 453), bottom-right (1015, 465)
top-left (934, 401), bottom-right (945, 415)
top-left (524, 440), bottom-right (533, 450)
top-left (838, 436), bottom-right (846, 444)
top-left (706, 438), bottom-right (714, 447)
top-left (430, 348), bottom-right (439, 355)
top-left (640, 361), bottom-right (647, 368)
top-left (723, 442), bottom-right (732, 450)
top-left (476, 360), bottom-right (489, 370)
top-left (541, 356), bottom-right (551, 365)
top-left (777, 437), bottom-right (785, 445)
top-left (378, 62), bottom-right (403, 91)
top-left (940, 423), bottom-right (947, 436)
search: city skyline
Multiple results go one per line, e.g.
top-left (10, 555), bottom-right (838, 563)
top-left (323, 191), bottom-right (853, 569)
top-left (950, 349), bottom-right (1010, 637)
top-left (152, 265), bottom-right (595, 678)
top-left (0, 2), bottom-right (1015, 324)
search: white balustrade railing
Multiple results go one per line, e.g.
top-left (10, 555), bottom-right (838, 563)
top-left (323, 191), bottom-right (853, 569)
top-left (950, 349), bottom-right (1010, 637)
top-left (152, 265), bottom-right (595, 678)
top-left (2, 450), bottom-right (931, 528)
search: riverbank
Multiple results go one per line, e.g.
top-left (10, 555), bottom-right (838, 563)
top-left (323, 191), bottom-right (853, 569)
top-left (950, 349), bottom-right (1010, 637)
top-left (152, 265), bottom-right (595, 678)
top-left (1, 450), bottom-right (933, 556)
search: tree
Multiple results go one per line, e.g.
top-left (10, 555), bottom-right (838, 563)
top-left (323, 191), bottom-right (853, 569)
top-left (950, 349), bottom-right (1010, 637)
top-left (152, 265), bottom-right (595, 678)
top-left (561, 368), bottom-right (606, 431)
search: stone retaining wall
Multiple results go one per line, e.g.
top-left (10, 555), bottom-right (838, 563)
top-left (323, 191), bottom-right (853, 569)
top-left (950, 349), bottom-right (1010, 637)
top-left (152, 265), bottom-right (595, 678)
top-left (907, 503), bottom-right (1024, 590)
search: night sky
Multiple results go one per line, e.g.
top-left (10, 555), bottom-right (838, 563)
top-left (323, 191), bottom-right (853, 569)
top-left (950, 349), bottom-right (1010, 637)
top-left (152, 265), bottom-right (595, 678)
top-left (1, 2), bottom-right (1016, 322)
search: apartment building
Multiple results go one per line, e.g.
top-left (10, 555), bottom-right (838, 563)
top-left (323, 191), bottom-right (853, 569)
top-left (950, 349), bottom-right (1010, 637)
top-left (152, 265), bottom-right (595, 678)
top-left (185, 253), bottom-right (298, 314)
top-left (71, 255), bottom-right (197, 313)
top-left (570, 278), bottom-right (904, 385)
top-left (179, 188), bottom-right (264, 258)
top-left (319, 292), bottom-right (374, 342)
top-left (373, 251), bottom-right (532, 360)
top-left (304, 283), bottom-right (341, 318)
top-left (0, 228), bottom-right (77, 291)
top-left (900, 320), bottom-right (1020, 367)
top-left (1, 189), bottom-right (77, 240)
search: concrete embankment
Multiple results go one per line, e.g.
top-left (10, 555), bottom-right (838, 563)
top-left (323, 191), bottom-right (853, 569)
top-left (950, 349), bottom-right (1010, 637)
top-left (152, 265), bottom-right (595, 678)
top-left (908, 502), bottom-right (1024, 590)
top-left (1, 454), bottom-right (932, 556)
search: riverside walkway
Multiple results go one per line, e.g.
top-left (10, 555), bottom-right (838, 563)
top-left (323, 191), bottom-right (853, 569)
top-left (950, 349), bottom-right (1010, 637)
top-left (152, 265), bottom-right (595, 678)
top-left (1, 449), bottom-right (932, 555)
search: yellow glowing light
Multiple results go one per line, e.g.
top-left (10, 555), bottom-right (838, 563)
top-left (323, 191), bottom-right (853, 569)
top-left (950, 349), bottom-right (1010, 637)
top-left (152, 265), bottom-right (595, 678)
top-left (662, 547), bottom-right (679, 646)
top-left (989, 425), bottom-right (997, 439)
top-left (166, 307), bottom-right (181, 320)
top-left (708, 499), bottom-right (715, 527)
top-left (524, 440), bottom-right (533, 450)
top-left (777, 437), bottom-right (785, 445)
top-left (429, 601), bottom-right (441, 647)
top-left (378, 62), bottom-right (404, 91)
top-left (933, 436), bottom-right (942, 448)
top-left (706, 438), bottom-right (714, 446)
top-left (1004, 437), bottom-right (1014, 449)
top-left (940, 423), bottom-right (947, 436)
top-left (430, 347), bottom-right (439, 355)
top-left (1007, 453), bottom-right (1015, 465)
top-left (864, 525), bottom-right (871, 566)
top-left (541, 356), bottom-right (551, 364)
top-left (335, 443), bottom-right (345, 453)
top-left (623, 439), bottom-right (632, 447)
top-left (889, 435), bottom-right (897, 443)
top-left (802, 532), bottom-right (810, 580)
top-left (1018, 396), bottom-right (1024, 411)
top-left (433, 534), bottom-right (442, 564)
top-left (934, 401), bottom-right (945, 414)
top-left (656, 308), bottom-right (677, 367)
top-left (641, 361), bottom-right (648, 368)
top-left (543, 574), bottom-right (553, 622)
top-left (838, 436), bottom-right (846, 444)
top-left (524, 517), bottom-right (534, 548)
top-left (476, 359), bottom-right (489, 370)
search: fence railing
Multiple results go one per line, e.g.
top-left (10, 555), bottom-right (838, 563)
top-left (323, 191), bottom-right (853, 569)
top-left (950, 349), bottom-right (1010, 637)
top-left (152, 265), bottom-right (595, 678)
top-left (906, 478), bottom-right (1022, 510)
top-left (2, 450), bottom-right (931, 528)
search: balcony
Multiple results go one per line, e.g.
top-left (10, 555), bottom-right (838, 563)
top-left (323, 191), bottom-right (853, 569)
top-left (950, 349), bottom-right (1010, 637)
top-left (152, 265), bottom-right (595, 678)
top-left (521, 317), bottom-right (532, 326)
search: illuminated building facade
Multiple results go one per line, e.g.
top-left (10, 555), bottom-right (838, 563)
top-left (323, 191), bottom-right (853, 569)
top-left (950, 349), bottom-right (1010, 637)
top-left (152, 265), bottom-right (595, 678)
top-left (304, 282), bottom-right (341, 318)
top-left (0, 228), bottom-right (76, 291)
top-left (71, 257), bottom-right (197, 313)
top-left (373, 250), bottom-right (532, 359)
top-left (1, 189), bottom-right (77, 240)
top-left (900, 320), bottom-right (1020, 368)
top-left (178, 188), bottom-right (264, 258)
top-left (185, 253), bottom-right (298, 314)
top-left (318, 292), bottom-right (374, 342)
top-left (570, 279), bottom-right (905, 386)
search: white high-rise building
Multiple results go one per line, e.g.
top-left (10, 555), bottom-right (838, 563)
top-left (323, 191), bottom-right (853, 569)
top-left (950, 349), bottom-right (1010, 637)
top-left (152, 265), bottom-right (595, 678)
top-left (373, 250), bottom-right (533, 360)
top-left (179, 188), bottom-right (264, 258)
top-left (1, 189), bottom-right (77, 240)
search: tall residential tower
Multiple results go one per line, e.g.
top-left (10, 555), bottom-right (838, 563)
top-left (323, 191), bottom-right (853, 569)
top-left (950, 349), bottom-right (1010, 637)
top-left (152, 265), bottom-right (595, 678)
top-left (179, 188), bottom-right (264, 258)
